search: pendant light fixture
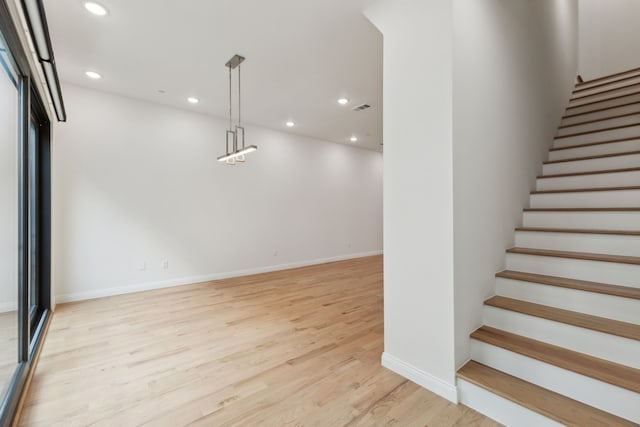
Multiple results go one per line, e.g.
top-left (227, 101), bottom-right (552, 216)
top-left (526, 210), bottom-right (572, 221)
top-left (218, 54), bottom-right (257, 164)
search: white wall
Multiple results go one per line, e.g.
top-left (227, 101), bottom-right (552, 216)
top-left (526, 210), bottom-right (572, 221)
top-left (579, 0), bottom-right (640, 80)
top-left (452, 0), bottom-right (578, 368)
top-left (52, 84), bottom-right (383, 302)
top-left (365, 0), bottom-right (457, 402)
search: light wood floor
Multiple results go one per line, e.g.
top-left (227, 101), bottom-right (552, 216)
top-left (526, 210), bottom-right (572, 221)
top-left (0, 310), bottom-right (18, 399)
top-left (19, 256), bottom-right (501, 426)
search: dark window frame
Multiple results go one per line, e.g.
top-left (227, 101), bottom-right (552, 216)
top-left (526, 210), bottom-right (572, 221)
top-left (0, 2), bottom-right (53, 426)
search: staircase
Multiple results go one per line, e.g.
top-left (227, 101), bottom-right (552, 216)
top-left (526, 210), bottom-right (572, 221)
top-left (456, 68), bottom-right (640, 426)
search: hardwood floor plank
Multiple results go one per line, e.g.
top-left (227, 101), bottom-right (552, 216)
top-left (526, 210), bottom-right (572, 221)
top-left (19, 256), bottom-right (498, 426)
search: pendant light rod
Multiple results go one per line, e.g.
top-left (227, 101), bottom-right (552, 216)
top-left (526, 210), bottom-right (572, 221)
top-left (228, 64), bottom-right (232, 133)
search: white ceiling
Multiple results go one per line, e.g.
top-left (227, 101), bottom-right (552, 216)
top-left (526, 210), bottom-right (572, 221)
top-left (43, 0), bottom-right (383, 151)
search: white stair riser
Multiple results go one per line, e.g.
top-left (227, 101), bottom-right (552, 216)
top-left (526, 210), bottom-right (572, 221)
top-left (569, 85), bottom-right (640, 107)
top-left (553, 126), bottom-right (640, 149)
top-left (558, 114), bottom-right (640, 136)
top-left (495, 277), bottom-right (640, 323)
top-left (457, 378), bottom-right (563, 427)
top-left (566, 92), bottom-right (640, 116)
top-left (562, 103), bottom-right (640, 127)
top-left (548, 139), bottom-right (640, 161)
top-left (577, 72), bottom-right (640, 91)
top-left (530, 189), bottom-right (640, 208)
top-left (557, 114), bottom-right (640, 137)
top-left (505, 252), bottom-right (640, 288)
top-left (483, 306), bottom-right (640, 368)
top-left (514, 231), bottom-right (640, 257)
top-left (542, 153), bottom-right (640, 175)
top-left (573, 75), bottom-right (640, 97)
top-left (536, 170), bottom-right (640, 191)
top-left (523, 210), bottom-right (640, 230)
top-left (470, 341), bottom-right (640, 423)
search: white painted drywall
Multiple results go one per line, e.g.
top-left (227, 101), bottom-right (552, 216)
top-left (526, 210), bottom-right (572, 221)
top-left (579, 0), bottom-right (640, 80)
top-left (0, 53), bottom-right (19, 314)
top-left (52, 84), bottom-right (383, 302)
top-left (452, 0), bottom-right (578, 368)
top-left (365, 0), bottom-right (457, 402)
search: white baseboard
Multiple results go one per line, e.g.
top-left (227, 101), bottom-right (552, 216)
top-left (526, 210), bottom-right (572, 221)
top-left (54, 250), bottom-right (383, 305)
top-left (381, 352), bottom-right (458, 403)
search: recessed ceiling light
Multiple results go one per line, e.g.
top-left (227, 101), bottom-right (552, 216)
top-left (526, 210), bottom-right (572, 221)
top-left (350, 136), bottom-right (358, 142)
top-left (85, 71), bottom-right (101, 79)
top-left (84, 2), bottom-right (108, 16)
top-left (187, 97), bottom-right (199, 104)
top-left (286, 121), bottom-right (295, 127)
top-left (337, 98), bottom-right (349, 105)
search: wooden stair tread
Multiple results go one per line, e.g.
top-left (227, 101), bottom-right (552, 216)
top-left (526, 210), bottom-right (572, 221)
top-left (471, 326), bottom-right (640, 393)
top-left (555, 124), bottom-right (640, 140)
top-left (559, 111), bottom-right (640, 129)
top-left (544, 150), bottom-right (640, 164)
top-left (484, 296), bottom-right (640, 341)
top-left (515, 226), bottom-right (640, 236)
top-left (538, 166), bottom-right (640, 179)
top-left (563, 101), bottom-right (640, 120)
top-left (524, 207), bottom-right (640, 212)
top-left (506, 246), bottom-right (640, 265)
top-left (571, 82), bottom-right (640, 102)
top-left (531, 185), bottom-right (640, 194)
top-left (496, 269), bottom-right (640, 300)
top-left (576, 67), bottom-right (640, 88)
top-left (550, 136), bottom-right (640, 152)
top-left (566, 90), bottom-right (640, 111)
top-left (457, 361), bottom-right (637, 427)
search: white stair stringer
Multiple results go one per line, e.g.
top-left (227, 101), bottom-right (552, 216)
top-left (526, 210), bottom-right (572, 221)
top-left (536, 169), bottom-right (640, 191)
top-left (457, 378), bottom-right (563, 427)
top-left (482, 305), bottom-right (640, 369)
top-left (495, 277), bottom-right (640, 324)
top-left (470, 340), bottom-right (640, 424)
top-left (505, 251), bottom-right (640, 288)
top-left (547, 139), bottom-right (640, 161)
top-left (514, 229), bottom-right (640, 257)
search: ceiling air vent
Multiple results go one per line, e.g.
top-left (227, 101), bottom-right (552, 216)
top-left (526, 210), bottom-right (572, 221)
top-left (352, 103), bottom-right (371, 112)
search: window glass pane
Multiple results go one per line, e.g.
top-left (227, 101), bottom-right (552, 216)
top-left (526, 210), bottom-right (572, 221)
top-left (0, 29), bottom-right (19, 399)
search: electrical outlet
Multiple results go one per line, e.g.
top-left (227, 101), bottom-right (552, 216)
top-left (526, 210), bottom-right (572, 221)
top-left (138, 262), bottom-right (146, 271)
top-left (162, 260), bottom-right (169, 269)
